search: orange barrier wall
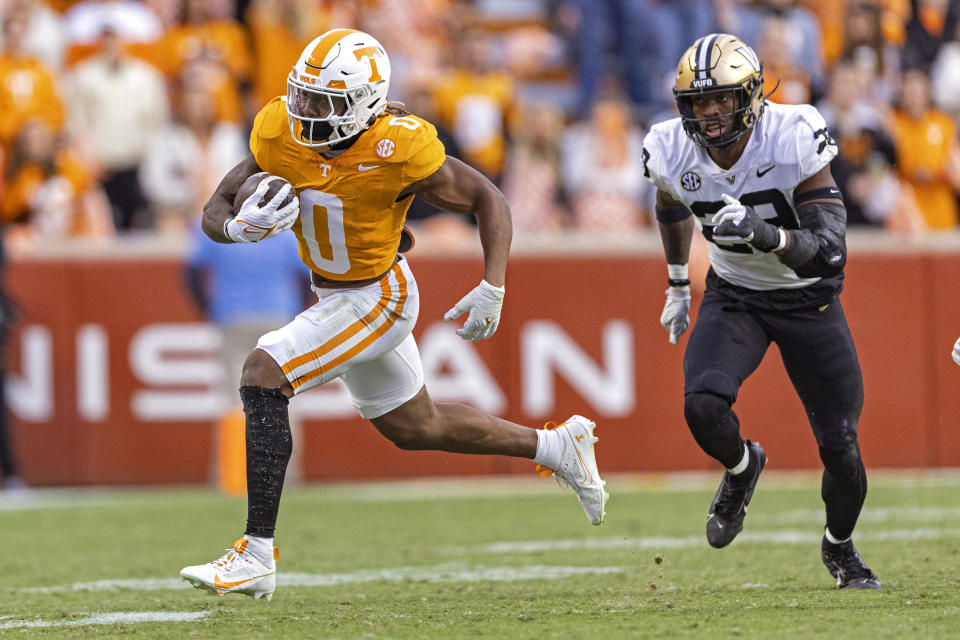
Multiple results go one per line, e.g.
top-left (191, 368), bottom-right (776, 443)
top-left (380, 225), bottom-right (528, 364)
top-left (5, 246), bottom-right (960, 486)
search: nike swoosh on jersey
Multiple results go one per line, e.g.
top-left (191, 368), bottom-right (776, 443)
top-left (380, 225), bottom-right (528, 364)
top-left (756, 164), bottom-right (775, 177)
top-left (213, 574), bottom-right (258, 589)
top-left (358, 163), bottom-right (381, 172)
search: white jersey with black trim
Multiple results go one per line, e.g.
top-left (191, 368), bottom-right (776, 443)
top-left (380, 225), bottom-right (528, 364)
top-left (642, 102), bottom-right (838, 290)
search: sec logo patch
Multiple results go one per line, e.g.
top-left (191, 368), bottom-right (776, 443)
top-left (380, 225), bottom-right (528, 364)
top-left (376, 139), bottom-right (396, 159)
top-left (681, 171), bottom-right (701, 191)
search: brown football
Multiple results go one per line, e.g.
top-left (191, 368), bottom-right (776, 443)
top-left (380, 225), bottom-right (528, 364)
top-left (233, 172), bottom-right (297, 214)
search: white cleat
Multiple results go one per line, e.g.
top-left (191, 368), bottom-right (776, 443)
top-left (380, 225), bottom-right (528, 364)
top-left (180, 539), bottom-right (278, 600)
top-left (539, 415), bottom-right (609, 525)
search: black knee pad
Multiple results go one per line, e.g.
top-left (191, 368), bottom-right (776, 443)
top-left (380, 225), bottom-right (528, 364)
top-left (814, 416), bottom-right (859, 453)
top-left (685, 367), bottom-right (739, 443)
top-left (684, 392), bottom-right (731, 438)
top-left (819, 442), bottom-right (863, 482)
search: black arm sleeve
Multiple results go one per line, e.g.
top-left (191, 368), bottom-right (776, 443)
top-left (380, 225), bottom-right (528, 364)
top-left (779, 200), bottom-right (847, 278)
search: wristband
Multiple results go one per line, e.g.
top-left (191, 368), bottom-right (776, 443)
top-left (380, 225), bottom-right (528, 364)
top-left (667, 264), bottom-right (688, 280)
top-left (774, 228), bottom-right (787, 252)
top-left (223, 218), bottom-right (234, 241)
top-left (667, 264), bottom-right (689, 287)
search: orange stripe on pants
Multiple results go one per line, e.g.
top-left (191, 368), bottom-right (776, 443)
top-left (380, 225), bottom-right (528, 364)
top-left (291, 266), bottom-right (408, 390)
top-left (280, 263), bottom-right (401, 375)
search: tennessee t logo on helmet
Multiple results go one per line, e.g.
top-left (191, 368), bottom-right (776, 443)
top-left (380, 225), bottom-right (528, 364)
top-left (286, 29), bottom-right (391, 150)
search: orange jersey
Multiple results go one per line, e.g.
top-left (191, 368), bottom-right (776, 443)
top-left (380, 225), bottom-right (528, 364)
top-left (432, 69), bottom-right (513, 176)
top-left (0, 56), bottom-right (65, 149)
top-left (154, 22), bottom-right (252, 79)
top-left (250, 98), bottom-right (445, 280)
top-left (1, 147), bottom-right (94, 227)
top-left (892, 109), bottom-right (960, 229)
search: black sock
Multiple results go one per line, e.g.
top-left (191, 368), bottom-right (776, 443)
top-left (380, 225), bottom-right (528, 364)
top-left (240, 385), bottom-right (292, 538)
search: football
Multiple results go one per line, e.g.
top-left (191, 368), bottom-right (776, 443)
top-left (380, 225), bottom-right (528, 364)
top-left (233, 172), bottom-right (297, 214)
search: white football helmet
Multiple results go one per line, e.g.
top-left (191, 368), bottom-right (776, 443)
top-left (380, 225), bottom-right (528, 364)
top-left (286, 28), bottom-right (391, 149)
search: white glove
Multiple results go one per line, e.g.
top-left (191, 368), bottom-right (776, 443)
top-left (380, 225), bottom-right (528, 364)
top-left (225, 179), bottom-right (300, 243)
top-left (711, 194), bottom-right (751, 242)
top-left (660, 285), bottom-right (691, 345)
top-left (953, 337), bottom-right (960, 366)
top-left (444, 280), bottom-right (505, 342)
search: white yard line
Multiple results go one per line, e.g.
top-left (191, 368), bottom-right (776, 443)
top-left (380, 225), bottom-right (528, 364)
top-left (278, 564), bottom-right (626, 586)
top-left (18, 565), bottom-right (625, 594)
top-left (0, 611), bottom-right (210, 629)
top-left (17, 525), bottom-right (960, 595)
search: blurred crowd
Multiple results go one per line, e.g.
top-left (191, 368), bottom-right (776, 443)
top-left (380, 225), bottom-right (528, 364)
top-left (1, 0), bottom-right (959, 255)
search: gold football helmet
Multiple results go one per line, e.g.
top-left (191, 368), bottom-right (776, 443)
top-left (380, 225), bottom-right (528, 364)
top-left (673, 33), bottom-right (765, 148)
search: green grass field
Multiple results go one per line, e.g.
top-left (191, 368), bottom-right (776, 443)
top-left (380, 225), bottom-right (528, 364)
top-left (2, 470), bottom-right (959, 639)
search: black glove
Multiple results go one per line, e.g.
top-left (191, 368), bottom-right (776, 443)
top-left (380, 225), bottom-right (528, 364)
top-left (711, 194), bottom-right (781, 252)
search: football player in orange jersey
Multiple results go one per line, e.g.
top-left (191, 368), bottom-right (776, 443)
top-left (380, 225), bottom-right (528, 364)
top-left (180, 29), bottom-right (609, 600)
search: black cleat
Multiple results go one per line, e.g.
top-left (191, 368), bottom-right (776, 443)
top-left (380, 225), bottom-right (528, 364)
top-left (706, 441), bottom-right (766, 548)
top-left (821, 537), bottom-right (881, 589)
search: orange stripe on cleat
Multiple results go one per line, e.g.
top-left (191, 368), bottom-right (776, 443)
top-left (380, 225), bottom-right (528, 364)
top-left (213, 574), bottom-right (257, 589)
top-left (535, 464), bottom-right (555, 477)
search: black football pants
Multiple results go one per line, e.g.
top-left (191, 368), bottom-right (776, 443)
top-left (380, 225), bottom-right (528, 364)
top-left (682, 289), bottom-right (867, 540)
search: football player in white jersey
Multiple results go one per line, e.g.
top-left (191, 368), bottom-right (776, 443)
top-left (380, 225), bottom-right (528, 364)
top-left (179, 29), bottom-right (608, 601)
top-left (642, 33), bottom-right (879, 589)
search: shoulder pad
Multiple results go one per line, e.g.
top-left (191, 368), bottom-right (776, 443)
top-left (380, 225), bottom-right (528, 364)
top-left (790, 104), bottom-right (837, 181)
top-left (250, 98), bottom-right (289, 172)
top-left (251, 98), bottom-right (288, 142)
top-left (642, 118), bottom-right (686, 193)
top-left (358, 112), bottom-right (440, 163)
